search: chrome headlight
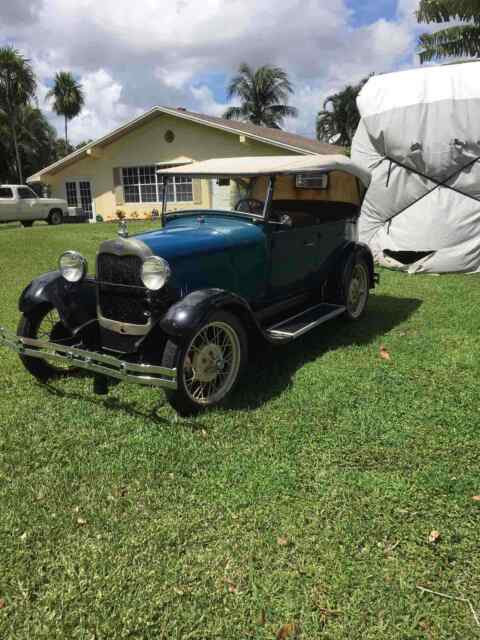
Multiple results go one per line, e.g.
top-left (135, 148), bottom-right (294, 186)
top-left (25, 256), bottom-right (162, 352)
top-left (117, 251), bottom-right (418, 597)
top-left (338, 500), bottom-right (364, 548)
top-left (141, 256), bottom-right (171, 290)
top-left (59, 251), bottom-right (88, 283)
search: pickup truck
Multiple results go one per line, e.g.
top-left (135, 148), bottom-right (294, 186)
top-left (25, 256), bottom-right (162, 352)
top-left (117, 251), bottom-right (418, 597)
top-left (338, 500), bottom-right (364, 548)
top-left (0, 185), bottom-right (71, 227)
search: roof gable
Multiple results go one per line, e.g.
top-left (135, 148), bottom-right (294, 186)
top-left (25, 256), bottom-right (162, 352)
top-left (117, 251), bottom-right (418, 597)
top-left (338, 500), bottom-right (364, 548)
top-left (28, 106), bottom-right (345, 182)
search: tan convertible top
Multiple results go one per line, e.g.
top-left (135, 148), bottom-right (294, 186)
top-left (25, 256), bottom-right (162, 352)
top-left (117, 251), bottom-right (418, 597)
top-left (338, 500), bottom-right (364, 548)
top-left (157, 154), bottom-right (371, 186)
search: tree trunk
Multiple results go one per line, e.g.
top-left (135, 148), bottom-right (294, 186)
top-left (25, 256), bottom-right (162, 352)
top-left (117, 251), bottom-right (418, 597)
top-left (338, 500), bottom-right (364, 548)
top-left (65, 115), bottom-right (68, 149)
top-left (11, 125), bottom-right (23, 184)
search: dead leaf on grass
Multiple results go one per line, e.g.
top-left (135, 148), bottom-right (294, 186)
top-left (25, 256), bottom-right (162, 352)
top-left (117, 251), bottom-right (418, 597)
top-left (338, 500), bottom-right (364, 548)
top-left (277, 536), bottom-right (288, 546)
top-left (225, 578), bottom-right (238, 594)
top-left (276, 623), bottom-right (298, 639)
top-left (472, 496), bottom-right (480, 502)
top-left (77, 517), bottom-right (87, 526)
top-left (428, 530), bottom-right (441, 544)
top-left (379, 345), bottom-right (391, 361)
top-left (0, 599), bottom-right (6, 609)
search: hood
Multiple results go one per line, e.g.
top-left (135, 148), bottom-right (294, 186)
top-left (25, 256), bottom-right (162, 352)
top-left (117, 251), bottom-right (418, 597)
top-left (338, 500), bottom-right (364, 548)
top-left (134, 213), bottom-right (265, 261)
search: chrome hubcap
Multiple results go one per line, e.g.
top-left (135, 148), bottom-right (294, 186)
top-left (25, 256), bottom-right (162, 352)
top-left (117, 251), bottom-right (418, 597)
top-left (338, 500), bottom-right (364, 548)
top-left (348, 264), bottom-right (368, 318)
top-left (183, 321), bottom-right (241, 405)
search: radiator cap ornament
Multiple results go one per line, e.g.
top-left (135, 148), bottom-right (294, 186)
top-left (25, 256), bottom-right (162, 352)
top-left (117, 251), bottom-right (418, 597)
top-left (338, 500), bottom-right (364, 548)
top-left (117, 219), bottom-right (129, 238)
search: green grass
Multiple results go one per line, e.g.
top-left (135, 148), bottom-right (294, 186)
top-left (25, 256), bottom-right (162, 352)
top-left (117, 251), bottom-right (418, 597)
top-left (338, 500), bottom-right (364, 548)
top-left (0, 221), bottom-right (480, 639)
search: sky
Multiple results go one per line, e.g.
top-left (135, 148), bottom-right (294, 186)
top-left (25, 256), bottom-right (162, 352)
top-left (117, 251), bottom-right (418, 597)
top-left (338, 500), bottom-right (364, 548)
top-left (0, 0), bottom-right (428, 145)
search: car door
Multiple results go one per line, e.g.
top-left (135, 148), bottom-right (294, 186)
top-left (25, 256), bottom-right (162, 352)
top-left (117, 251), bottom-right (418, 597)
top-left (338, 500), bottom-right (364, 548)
top-left (0, 187), bottom-right (16, 221)
top-left (268, 224), bottom-right (319, 299)
top-left (17, 187), bottom-right (41, 220)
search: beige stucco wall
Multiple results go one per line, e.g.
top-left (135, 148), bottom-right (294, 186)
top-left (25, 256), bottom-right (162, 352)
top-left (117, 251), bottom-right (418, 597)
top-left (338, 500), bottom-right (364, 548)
top-left (41, 113), bottom-right (297, 221)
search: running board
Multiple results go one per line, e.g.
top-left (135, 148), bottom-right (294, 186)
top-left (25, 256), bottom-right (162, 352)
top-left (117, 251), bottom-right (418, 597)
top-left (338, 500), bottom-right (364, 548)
top-left (266, 303), bottom-right (346, 339)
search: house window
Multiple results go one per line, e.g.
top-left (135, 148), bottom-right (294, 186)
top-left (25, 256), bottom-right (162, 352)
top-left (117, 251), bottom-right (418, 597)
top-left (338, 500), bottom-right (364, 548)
top-left (66, 182), bottom-right (78, 206)
top-left (121, 166), bottom-right (193, 203)
top-left (295, 172), bottom-right (329, 190)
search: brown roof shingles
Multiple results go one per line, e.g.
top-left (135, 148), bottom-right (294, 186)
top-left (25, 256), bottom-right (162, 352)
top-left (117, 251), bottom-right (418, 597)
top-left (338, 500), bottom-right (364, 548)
top-left (166, 107), bottom-right (345, 155)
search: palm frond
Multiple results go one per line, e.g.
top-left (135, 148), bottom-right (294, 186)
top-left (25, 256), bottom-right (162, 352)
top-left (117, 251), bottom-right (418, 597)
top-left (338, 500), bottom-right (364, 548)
top-left (417, 0), bottom-right (480, 25)
top-left (418, 25), bottom-right (480, 61)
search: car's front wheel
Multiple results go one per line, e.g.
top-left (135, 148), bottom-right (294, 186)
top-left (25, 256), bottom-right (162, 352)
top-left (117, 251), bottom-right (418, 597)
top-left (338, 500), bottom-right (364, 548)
top-left (162, 311), bottom-right (247, 416)
top-left (17, 304), bottom-right (77, 382)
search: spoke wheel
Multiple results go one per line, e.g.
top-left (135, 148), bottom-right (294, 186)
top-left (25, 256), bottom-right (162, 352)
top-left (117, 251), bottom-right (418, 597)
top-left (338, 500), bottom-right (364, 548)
top-left (183, 321), bottom-right (241, 406)
top-left (162, 311), bottom-right (247, 416)
top-left (17, 304), bottom-right (77, 381)
top-left (36, 308), bottom-right (76, 372)
top-left (347, 263), bottom-right (369, 319)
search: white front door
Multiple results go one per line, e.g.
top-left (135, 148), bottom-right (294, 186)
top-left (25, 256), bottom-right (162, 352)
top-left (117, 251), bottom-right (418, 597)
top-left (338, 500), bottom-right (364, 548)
top-left (65, 180), bottom-right (95, 220)
top-left (211, 178), bottom-right (232, 210)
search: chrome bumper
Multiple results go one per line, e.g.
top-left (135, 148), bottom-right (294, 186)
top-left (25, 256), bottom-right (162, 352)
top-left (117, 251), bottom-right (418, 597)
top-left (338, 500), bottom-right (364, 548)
top-left (0, 326), bottom-right (177, 390)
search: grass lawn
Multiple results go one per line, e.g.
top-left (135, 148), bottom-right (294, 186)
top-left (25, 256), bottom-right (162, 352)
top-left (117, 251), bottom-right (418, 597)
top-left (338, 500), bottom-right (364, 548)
top-left (0, 221), bottom-right (479, 639)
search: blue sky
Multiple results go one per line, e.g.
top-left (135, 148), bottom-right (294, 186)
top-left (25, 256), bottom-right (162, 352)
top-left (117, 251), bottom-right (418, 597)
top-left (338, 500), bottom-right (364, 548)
top-left (346, 0), bottom-right (399, 26)
top-left (1, 0), bottom-right (423, 143)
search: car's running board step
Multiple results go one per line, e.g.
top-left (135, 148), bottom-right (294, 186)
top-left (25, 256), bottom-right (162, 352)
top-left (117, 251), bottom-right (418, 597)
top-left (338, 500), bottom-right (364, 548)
top-left (266, 303), bottom-right (346, 339)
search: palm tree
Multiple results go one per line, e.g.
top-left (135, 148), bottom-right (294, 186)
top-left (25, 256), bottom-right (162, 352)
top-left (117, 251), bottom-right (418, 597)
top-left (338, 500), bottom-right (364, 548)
top-left (316, 78), bottom-right (368, 148)
top-left (0, 106), bottom-right (57, 183)
top-left (47, 71), bottom-right (84, 149)
top-left (223, 63), bottom-right (298, 129)
top-left (17, 105), bottom-right (58, 179)
top-left (0, 46), bottom-right (36, 183)
top-left (417, 1), bottom-right (480, 62)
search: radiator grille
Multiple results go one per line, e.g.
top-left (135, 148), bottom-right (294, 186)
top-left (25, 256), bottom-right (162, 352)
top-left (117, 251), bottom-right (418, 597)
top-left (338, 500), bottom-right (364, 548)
top-left (97, 253), bottom-right (147, 324)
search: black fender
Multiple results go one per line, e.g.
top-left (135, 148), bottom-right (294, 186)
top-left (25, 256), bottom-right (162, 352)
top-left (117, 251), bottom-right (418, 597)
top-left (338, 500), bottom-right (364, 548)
top-left (335, 241), bottom-right (376, 288)
top-left (19, 271), bottom-right (97, 331)
top-left (159, 288), bottom-right (258, 340)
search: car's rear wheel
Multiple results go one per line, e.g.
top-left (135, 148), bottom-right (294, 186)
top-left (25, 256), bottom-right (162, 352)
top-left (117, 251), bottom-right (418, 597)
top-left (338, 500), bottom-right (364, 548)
top-left (17, 304), bottom-right (77, 382)
top-left (331, 253), bottom-right (370, 321)
top-left (21, 220), bottom-right (34, 228)
top-left (161, 311), bottom-right (247, 416)
top-left (48, 209), bottom-right (63, 225)
top-left (342, 256), bottom-right (370, 320)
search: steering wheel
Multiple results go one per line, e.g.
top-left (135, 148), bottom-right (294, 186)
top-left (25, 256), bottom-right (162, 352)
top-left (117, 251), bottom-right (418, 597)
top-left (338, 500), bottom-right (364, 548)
top-left (234, 198), bottom-right (264, 215)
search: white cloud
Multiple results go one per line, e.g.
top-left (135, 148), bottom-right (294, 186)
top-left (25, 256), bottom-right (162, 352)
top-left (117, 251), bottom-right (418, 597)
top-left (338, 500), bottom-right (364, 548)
top-left (1, 0), bottom-right (423, 143)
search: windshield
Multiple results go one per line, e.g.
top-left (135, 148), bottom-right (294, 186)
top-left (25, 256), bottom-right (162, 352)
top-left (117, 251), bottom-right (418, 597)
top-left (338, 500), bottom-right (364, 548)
top-left (161, 170), bottom-right (360, 221)
top-left (205, 176), bottom-right (267, 216)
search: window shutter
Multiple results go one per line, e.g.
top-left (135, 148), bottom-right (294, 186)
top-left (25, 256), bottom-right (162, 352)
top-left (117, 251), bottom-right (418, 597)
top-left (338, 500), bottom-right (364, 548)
top-left (113, 168), bottom-right (124, 205)
top-left (192, 179), bottom-right (202, 204)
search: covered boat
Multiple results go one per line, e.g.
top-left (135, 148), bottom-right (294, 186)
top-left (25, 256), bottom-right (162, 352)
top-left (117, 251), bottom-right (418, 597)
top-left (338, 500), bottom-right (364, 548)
top-left (352, 62), bottom-right (480, 273)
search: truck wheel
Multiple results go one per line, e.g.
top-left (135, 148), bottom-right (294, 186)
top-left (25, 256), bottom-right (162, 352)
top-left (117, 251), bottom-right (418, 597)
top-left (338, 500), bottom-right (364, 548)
top-left (21, 221), bottom-right (34, 228)
top-left (48, 209), bottom-right (63, 225)
top-left (17, 304), bottom-right (77, 382)
top-left (161, 310), bottom-right (247, 416)
top-left (338, 254), bottom-right (370, 320)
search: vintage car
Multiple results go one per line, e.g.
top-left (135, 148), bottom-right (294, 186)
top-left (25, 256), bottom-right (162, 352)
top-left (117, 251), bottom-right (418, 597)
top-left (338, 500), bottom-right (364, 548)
top-left (0, 155), bottom-right (377, 415)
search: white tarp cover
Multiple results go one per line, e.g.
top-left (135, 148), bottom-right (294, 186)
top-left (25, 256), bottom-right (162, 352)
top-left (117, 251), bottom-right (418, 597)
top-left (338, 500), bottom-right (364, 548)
top-left (352, 62), bottom-right (480, 273)
top-left (158, 154), bottom-right (371, 186)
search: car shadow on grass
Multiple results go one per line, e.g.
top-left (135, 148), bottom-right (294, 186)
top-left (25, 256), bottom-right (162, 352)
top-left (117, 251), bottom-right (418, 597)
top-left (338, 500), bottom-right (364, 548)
top-left (41, 293), bottom-right (421, 423)
top-left (225, 293), bottom-right (422, 411)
